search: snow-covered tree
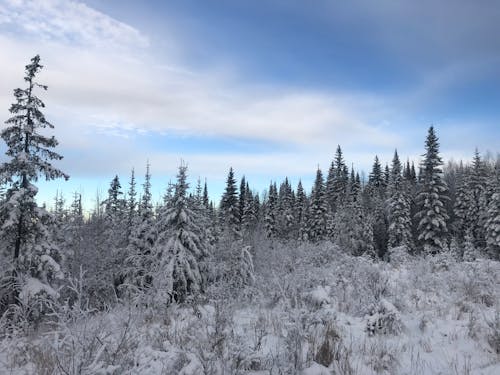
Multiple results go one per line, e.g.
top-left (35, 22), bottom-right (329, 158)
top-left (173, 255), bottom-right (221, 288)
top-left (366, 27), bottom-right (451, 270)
top-left (365, 156), bottom-right (389, 257)
top-left (295, 180), bottom-right (309, 240)
top-left (241, 182), bottom-right (257, 236)
top-left (326, 146), bottom-right (348, 213)
top-left (277, 177), bottom-right (295, 238)
top-left (387, 150), bottom-right (413, 250)
top-left (308, 168), bottom-right (329, 241)
top-left (334, 191), bottom-right (375, 257)
top-left (126, 168), bottom-right (137, 238)
top-left (485, 182), bottom-right (500, 259)
top-left (126, 163), bottom-right (156, 290)
top-left (264, 182), bottom-right (278, 239)
top-left (0, 55), bottom-right (68, 313)
top-left (415, 126), bottom-right (449, 254)
top-left (220, 167), bottom-right (240, 239)
top-left (453, 163), bottom-right (471, 239)
top-left (153, 163), bottom-right (209, 303)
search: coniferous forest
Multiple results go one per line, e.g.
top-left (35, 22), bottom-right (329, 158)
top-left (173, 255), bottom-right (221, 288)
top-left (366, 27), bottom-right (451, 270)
top-left (0, 57), bottom-right (499, 374)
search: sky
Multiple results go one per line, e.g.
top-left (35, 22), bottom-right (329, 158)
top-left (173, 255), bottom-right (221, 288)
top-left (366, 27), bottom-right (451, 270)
top-left (0, 0), bottom-right (499, 209)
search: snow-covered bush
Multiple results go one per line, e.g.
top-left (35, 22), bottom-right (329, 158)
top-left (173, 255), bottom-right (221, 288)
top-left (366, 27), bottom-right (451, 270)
top-left (387, 245), bottom-right (411, 267)
top-left (365, 299), bottom-right (403, 336)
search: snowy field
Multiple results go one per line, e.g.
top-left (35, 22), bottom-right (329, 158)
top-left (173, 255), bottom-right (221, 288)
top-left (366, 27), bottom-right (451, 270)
top-left (1, 243), bottom-right (498, 375)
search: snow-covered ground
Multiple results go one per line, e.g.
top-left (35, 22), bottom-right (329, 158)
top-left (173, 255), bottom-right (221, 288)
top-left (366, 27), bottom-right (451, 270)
top-left (1, 243), bottom-right (499, 374)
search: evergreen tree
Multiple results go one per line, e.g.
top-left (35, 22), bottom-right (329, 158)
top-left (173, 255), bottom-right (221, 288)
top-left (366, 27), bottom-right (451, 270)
top-left (334, 190), bottom-right (375, 257)
top-left (295, 180), bottom-right (309, 240)
top-left (239, 176), bottom-right (246, 225)
top-left (326, 146), bottom-right (348, 212)
top-left (387, 150), bottom-right (413, 249)
top-left (203, 180), bottom-right (210, 209)
top-left (468, 150), bottom-right (488, 248)
top-left (0, 55), bottom-right (68, 312)
top-left (264, 182), bottom-right (278, 239)
top-left (415, 126), bottom-right (449, 253)
top-left (368, 155), bottom-right (384, 194)
top-left (126, 168), bottom-right (137, 238)
top-left (126, 163), bottom-right (156, 290)
top-left (485, 172), bottom-right (500, 259)
top-left (348, 168), bottom-right (361, 202)
top-left (153, 163), bottom-right (209, 303)
top-left (308, 168), bottom-right (329, 241)
top-left (220, 167), bottom-right (240, 238)
top-left (64, 192), bottom-right (85, 276)
top-left (453, 163), bottom-right (471, 240)
top-left (241, 182), bottom-right (257, 236)
top-left (366, 156), bottom-right (389, 257)
top-left (277, 177), bottom-right (295, 238)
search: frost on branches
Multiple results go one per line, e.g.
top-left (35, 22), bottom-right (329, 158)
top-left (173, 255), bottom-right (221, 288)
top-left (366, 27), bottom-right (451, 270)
top-left (152, 163), bottom-right (210, 304)
top-left (415, 126), bottom-right (449, 254)
top-left (0, 56), bottom-right (68, 317)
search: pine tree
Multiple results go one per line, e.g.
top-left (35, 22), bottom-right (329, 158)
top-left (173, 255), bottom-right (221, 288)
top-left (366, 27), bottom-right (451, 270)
top-left (295, 180), bottom-right (309, 240)
top-left (126, 168), bottom-right (137, 238)
top-left (366, 156), bottom-right (389, 257)
top-left (387, 150), bottom-right (413, 249)
top-left (467, 150), bottom-right (488, 248)
top-left (326, 146), bottom-right (348, 212)
top-left (368, 155), bottom-right (384, 195)
top-left (64, 192), bottom-right (85, 276)
top-left (153, 163), bottom-right (209, 303)
top-left (203, 180), bottom-right (210, 209)
top-left (264, 182), bottom-right (278, 239)
top-left (126, 163), bottom-right (156, 290)
top-left (334, 190), bottom-right (375, 257)
top-left (308, 168), bottom-right (329, 241)
top-left (241, 182), bottom-right (257, 236)
top-left (415, 126), bottom-right (449, 253)
top-left (453, 164), bottom-right (472, 240)
top-left (239, 176), bottom-right (246, 225)
top-left (0, 55), bottom-right (68, 312)
top-left (277, 177), bottom-right (295, 238)
top-left (220, 167), bottom-right (240, 238)
top-left (485, 173), bottom-right (500, 259)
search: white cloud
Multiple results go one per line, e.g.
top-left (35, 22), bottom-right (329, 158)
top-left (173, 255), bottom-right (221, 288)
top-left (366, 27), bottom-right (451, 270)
top-left (0, 0), bottom-right (419, 183)
top-left (0, 0), bottom-right (148, 48)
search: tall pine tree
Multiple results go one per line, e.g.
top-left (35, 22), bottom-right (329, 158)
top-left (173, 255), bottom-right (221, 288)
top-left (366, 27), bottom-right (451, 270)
top-left (415, 126), bottom-right (449, 253)
top-left (0, 55), bottom-right (68, 311)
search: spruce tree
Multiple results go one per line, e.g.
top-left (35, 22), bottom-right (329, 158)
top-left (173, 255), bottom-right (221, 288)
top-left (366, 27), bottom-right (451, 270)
top-left (295, 180), bottom-right (309, 240)
top-left (326, 146), bottom-right (348, 212)
top-left (485, 172), bottom-right (500, 259)
top-left (220, 167), bottom-right (240, 238)
top-left (153, 163), bottom-right (209, 303)
top-left (126, 163), bottom-right (156, 290)
top-left (241, 182), bottom-right (257, 236)
top-left (387, 150), bottom-right (413, 250)
top-left (239, 176), bottom-right (246, 225)
top-left (468, 150), bottom-right (488, 248)
top-left (308, 168), bottom-right (328, 241)
top-left (277, 177), bottom-right (295, 238)
top-left (126, 168), bottom-right (137, 238)
top-left (264, 182), bottom-right (278, 239)
top-left (368, 155), bottom-right (384, 195)
top-left (366, 156), bottom-right (389, 257)
top-left (415, 126), bottom-right (449, 253)
top-left (453, 164), bottom-right (472, 240)
top-left (0, 55), bottom-right (68, 313)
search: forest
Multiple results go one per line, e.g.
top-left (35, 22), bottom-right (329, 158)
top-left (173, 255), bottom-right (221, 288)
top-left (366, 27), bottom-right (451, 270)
top-left (0, 57), bottom-right (499, 374)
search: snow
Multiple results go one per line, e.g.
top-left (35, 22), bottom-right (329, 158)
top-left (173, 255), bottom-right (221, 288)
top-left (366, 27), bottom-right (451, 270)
top-left (18, 277), bottom-right (58, 303)
top-left (1, 247), bottom-right (499, 374)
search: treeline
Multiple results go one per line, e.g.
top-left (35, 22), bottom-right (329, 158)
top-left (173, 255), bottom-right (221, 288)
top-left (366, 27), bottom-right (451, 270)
top-left (0, 56), bottom-right (499, 331)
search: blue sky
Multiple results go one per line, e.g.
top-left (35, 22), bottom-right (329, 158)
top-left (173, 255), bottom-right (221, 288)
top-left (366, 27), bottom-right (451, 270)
top-left (0, 0), bottom-right (499, 209)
